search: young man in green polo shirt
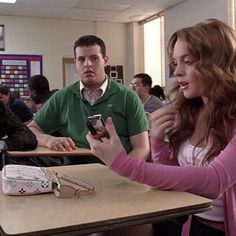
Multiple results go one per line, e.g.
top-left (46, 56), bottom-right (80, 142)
top-left (28, 35), bottom-right (150, 164)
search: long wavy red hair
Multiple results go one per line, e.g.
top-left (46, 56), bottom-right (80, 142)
top-left (167, 19), bottom-right (236, 164)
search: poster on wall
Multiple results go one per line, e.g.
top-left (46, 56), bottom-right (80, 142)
top-left (105, 65), bottom-right (123, 83)
top-left (0, 54), bottom-right (43, 97)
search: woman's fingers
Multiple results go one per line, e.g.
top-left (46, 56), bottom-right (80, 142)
top-left (87, 117), bottom-right (125, 166)
top-left (86, 133), bottom-right (101, 155)
top-left (150, 105), bottom-right (176, 139)
top-left (150, 104), bottom-right (176, 120)
top-left (105, 117), bottom-right (119, 141)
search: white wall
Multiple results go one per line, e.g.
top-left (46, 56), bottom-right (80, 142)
top-left (0, 0), bottom-right (230, 90)
top-left (0, 15), bottom-right (128, 89)
top-left (164, 0), bottom-right (229, 92)
top-left (126, 22), bottom-right (144, 83)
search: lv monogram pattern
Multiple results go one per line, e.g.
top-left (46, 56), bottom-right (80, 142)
top-left (2, 165), bottom-right (52, 195)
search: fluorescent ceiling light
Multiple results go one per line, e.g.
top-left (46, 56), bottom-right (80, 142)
top-left (0, 0), bottom-right (17, 3)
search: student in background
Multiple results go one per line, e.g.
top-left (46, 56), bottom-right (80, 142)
top-left (151, 85), bottom-right (166, 102)
top-left (28, 75), bottom-right (64, 167)
top-left (130, 73), bottom-right (163, 114)
top-left (0, 85), bottom-right (33, 123)
top-left (28, 74), bottom-right (58, 109)
top-left (28, 35), bottom-right (150, 165)
top-left (24, 97), bottom-right (37, 113)
top-left (87, 19), bottom-right (236, 236)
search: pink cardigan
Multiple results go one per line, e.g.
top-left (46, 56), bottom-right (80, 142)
top-left (109, 134), bottom-right (236, 236)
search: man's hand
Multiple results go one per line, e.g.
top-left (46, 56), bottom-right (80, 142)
top-left (47, 137), bottom-right (76, 151)
top-left (28, 120), bottom-right (76, 151)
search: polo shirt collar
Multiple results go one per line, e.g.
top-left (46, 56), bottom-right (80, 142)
top-left (79, 75), bottom-right (108, 97)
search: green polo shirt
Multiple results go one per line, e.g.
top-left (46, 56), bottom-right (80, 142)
top-left (34, 79), bottom-right (149, 164)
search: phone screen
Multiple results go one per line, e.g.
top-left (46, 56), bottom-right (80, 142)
top-left (87, 114), bottom-right (109, 139)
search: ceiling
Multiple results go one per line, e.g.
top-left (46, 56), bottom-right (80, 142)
top-left (0, 0), bottom-right (186, 23)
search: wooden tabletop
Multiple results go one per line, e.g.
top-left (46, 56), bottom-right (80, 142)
top-left (5, 146), bottom-right (92, 157)
top-left (0, 164), bottom-right (212, 236)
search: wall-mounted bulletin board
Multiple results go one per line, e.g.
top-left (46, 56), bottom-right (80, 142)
top-left (0, 54), bottom-right (42, 97)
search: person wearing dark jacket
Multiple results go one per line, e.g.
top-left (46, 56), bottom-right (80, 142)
top-left (0, 85), bottom-right (33, 123)
top-left (0, 100), bottom-right (38, 168)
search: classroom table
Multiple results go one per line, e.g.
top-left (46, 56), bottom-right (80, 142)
top-left (1, 146), bottom-right (92, 168)
top-left (0, 164), bottom-right (212, 236)
top-left (5, 146), bottom-right (92, 157)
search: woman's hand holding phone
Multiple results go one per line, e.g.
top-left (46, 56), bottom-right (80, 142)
top-left (86, 120), bottom-right (103, 141)
top-left (86, 117), bottom-right (125, 166)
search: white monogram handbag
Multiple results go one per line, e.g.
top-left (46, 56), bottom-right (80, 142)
top-left (2, 164), bottom-right (53, 195)
top-left (2, 164), bottom-right (95, 198)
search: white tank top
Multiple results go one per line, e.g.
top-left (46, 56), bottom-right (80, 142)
top-left (178, 140), bottom-right (224, 222)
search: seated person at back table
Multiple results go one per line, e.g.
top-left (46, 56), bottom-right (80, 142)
top-left (151, 85), bottom-right (167, 103)
top-left (0, 85), bottom-right (33, 123)
top-left (28, 74), bottom-right (59, 109)
top-left (25, 75), bottom-right (64, 167)
top-left (24, 97), bottom-right (37, 113)
top-left (0, 100), bottom-right (37, 169)
top-left (130, 73), bottom-right (163, 115)
top-left (27, 75), bottom-right (65, 167)
top-left (28, 35), bottom-right (150, 165)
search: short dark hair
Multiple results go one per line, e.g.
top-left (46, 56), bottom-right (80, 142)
top-left (0, 84), bottom-right (10, 95)
top-left (28, 75), bottom-right (50, 95)
top-left (73, 35), bottom-right (106, 58)
top-left (151, 85), bottom-right (166, 100)
top-left (133, 73), bottom-right (152, 88)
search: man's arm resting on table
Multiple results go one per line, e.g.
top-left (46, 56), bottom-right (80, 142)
top-left (27, 120), bottom-right (54, 148)
top-left (28, 121), bottom-right (76, 151)
top-left (129, 131), bottom-right (150, 160)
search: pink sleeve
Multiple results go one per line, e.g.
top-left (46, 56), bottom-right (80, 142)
top-left (110, 131), bottom-right (236, 199)
top-left (150, 136), bottom-right (178, 165)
